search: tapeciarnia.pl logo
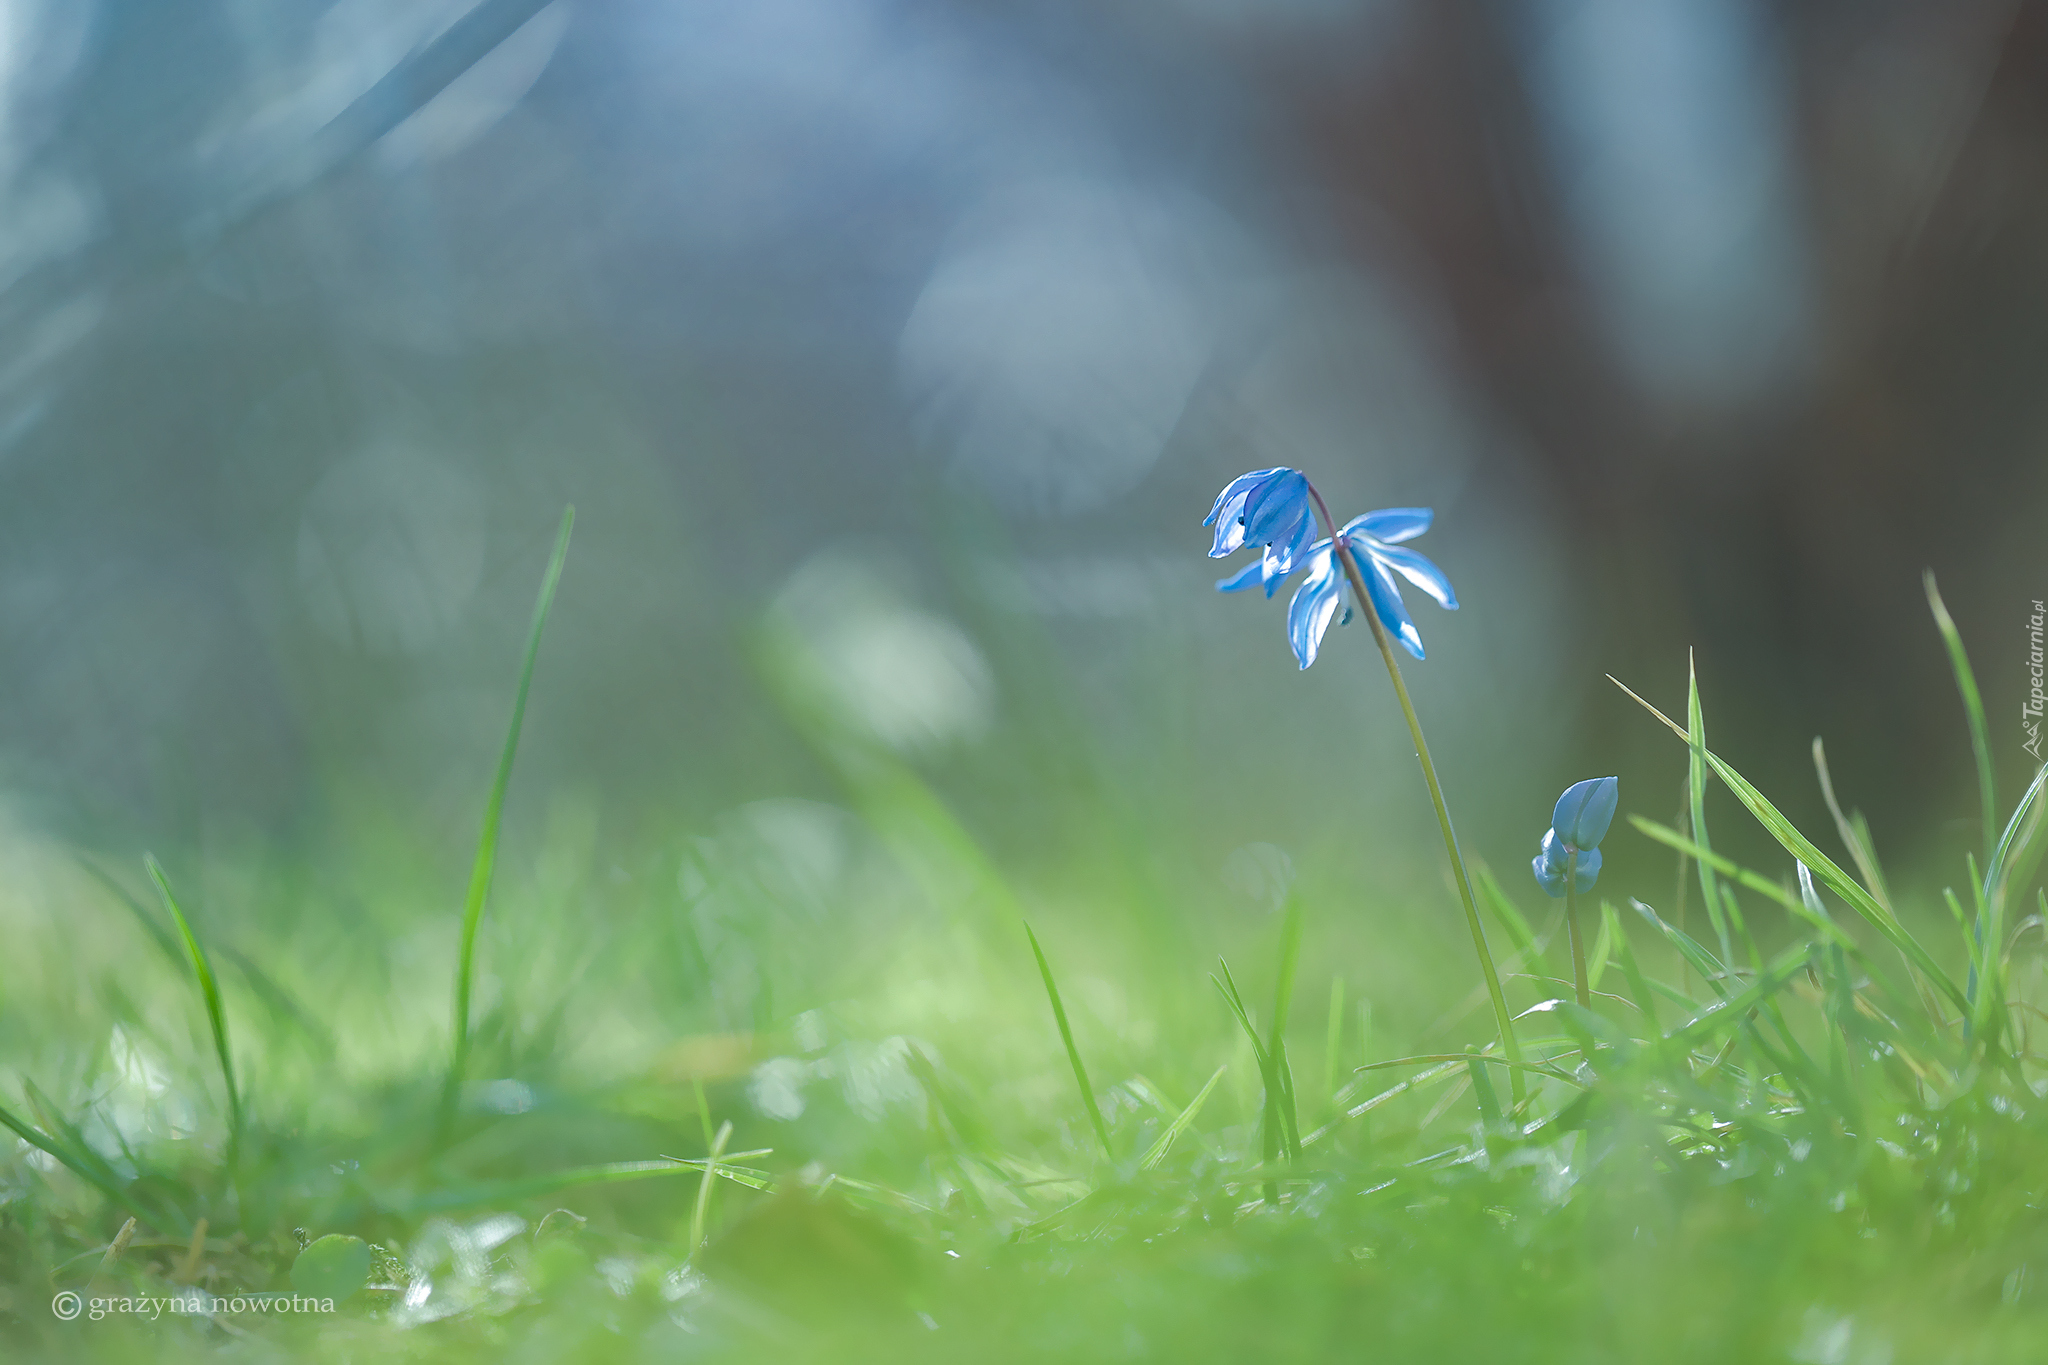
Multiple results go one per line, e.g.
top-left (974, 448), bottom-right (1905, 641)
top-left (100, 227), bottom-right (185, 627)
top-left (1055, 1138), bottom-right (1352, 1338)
top-left (2026, 599), bottom-right (2044, 762)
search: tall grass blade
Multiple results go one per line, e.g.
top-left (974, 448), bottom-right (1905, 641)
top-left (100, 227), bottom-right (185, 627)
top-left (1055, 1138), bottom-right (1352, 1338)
top-left (1210, 962), bottom-right (1267, 1068)
top-left (690, 1120), bottom-right (733, 1252)
top-left (1322, 977), bottom-right (1345, 1103)
top-left (1925, 571), bottom-right (1998, 867)
top-left (1266, 897), bottom-right (1305, 1161)
top-left (1604, 901), bottom-right (1659, 1028)
top-left (1138, 1065), bottom-right (1227, 1170)
top-left (1687, 654), bottom-right (1733, 967)
top-left (146, 856), bottom-right (239, 1146)
top-left (1475, 863), bottom-right (1546, 972)
top-left (1984, 762), bottom-right (2048, 911)
top-left (1611, 675), bottom-right (1969, 1011)
top-left (1812, 738), bottom-right (1894, 909)
top-left (444, 505), bottom-right (574, 1131)
top-left (1213, 960), bottom-right (1285, 1184)
top-left (1466, 1050), bottom-right (1503, 1131)
top-left (1025, 923), bottom-right (1114, 1160)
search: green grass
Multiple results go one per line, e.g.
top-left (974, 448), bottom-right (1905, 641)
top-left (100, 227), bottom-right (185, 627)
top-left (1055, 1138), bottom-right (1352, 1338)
top-left (3, 558), bottom-right (2048, 1363)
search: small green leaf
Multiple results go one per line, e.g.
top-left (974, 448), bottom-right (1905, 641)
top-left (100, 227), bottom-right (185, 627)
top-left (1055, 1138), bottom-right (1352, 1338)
top-left (291, 1234), bottom-right (371, 1303)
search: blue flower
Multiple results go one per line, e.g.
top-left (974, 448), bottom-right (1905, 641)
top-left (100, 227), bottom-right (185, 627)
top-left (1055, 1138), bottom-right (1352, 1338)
top-left (1552, 777), bottom-right (1619, 849)
top-left (1534, 830), bottom-right (1601, 896)
top-left (1205, 468), bottom-right (1316, 596)
top-left (1531, 777), bottom-right (1619, 898)
top-left (1227, 508), bottom-right (1456, 668)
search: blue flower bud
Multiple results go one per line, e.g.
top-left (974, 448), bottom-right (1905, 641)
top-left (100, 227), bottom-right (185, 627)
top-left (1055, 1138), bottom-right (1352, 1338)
top-left (1532, 828), bottom-right (1602, 898)
top-left (1550, 777), bottom-right (1619, 851)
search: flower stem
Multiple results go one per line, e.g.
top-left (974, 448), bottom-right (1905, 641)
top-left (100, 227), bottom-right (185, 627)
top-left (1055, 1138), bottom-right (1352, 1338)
top-left (1565, 852), bottom-right (1590, 1008)
top-left (1308, 489), bottom-right (1525, 1104)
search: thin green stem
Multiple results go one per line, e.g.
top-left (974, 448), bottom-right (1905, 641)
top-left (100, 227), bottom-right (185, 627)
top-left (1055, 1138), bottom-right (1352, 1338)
top-left (1310, 494), bottom-right (1523, 1102)
top-left (147, 857), bottom-right (241, 1162)
top-left (689, 1119), bottom-right (732, 1254)
top-left (1025, 923), bottom-right (1115, 1160)
top-left (1565, 854), bottom-right (1589, 1009)
top-left (441, 506), bottom-right (575, 1141)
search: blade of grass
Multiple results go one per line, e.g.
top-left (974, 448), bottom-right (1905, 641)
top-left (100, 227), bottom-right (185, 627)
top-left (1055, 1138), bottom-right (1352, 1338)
top-left (1585, 905), bottom-right (1614, 993)
top-left (0, 1099), bottom-right (158, 1226)
top-left (1214, 959), bottom-right (1284, 1189)
top-left (1138, 1065), bottom-right (1227, 1170)
top-left (1630, 898), bottom-right (1735, 998)
top-left (1812, 737), bottom-right (1895, 909)
top-left (1984, 762), bottom-right (2048, 910)
top-left (443, 505), bottom-right (574, 1137)
top-left (1466, 1050), bottom-right (1503, 1131)
top-left (1322, 977), bottom-right (1345, 1104)
top-left (1632, 823), bottom-right (1943, 1062)
top-left (1303, 1059), bottom-right (1464, 1147)
top-left (690, 1120), bottom-right (733, 1252)
top-left (1355, 1054), bottom-right (1584, 1085)
top-left (1475, 863), bottom-right (1545, 971)
top-left (1664, 942), bottom-right (1815, 1053)
top-left (1025, 923), bottom-right (1113, 1160)
top-left (1813, 736), bottom-right (1948, 1023)
top-left (1687, 654), bottom-right (1733, 967)
top-left (1210, 962), bottom-right (1267, 1068)
top-left (1266, 897), bottom-right (1305, 1162)
top-left (1611, 674), bottom-right (1969, 1011)
top-left (1631, 820), bottom-right (1877, 965)
top-left (23, 1081), bottom-right (141, 1201)
top-left (146, 856), bottom-right (239, 1149)
top-left (1605, 901), bottom-right (1659, 1030)
top-left (1926, 571), bottom-right (1998, 868)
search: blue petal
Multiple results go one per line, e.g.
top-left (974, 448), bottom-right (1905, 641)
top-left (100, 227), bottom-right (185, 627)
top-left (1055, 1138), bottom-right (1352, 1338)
top-left (1204, 469), bottom-right (1278, 528)
top-left (1551, 777), bottom-right (1619, 850)
top-left (1260, 509), bottom-right (1318, 596)
top-left (1361, 541), bottom-right (1458, 611)
top-left (1356, 549), bottom-right (1424, 659)
top-left (1286, 545), bottom-right (1342, 668)
top-left (1347, 507), bottom-right (1432, 544)
top-left (1533, 831), bottom-right (1599, 897)
top-left (1208, 487), bottom-right (1254, 557)
top-left (1574, 846), bottom-right (1602, 893)
top-left (1216, 559), bottom-right (1265, 593)
top-left (1242, 470), bottom-right (1311, 547)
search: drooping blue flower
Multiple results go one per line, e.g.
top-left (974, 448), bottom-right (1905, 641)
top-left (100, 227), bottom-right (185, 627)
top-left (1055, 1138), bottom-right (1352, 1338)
top-left (1239, 508), bottom-right (1456, 668)
top-left (1531, 776), bottom-right (1619, 898)
top-left (1205, 468), bottom-right (1316, 596)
